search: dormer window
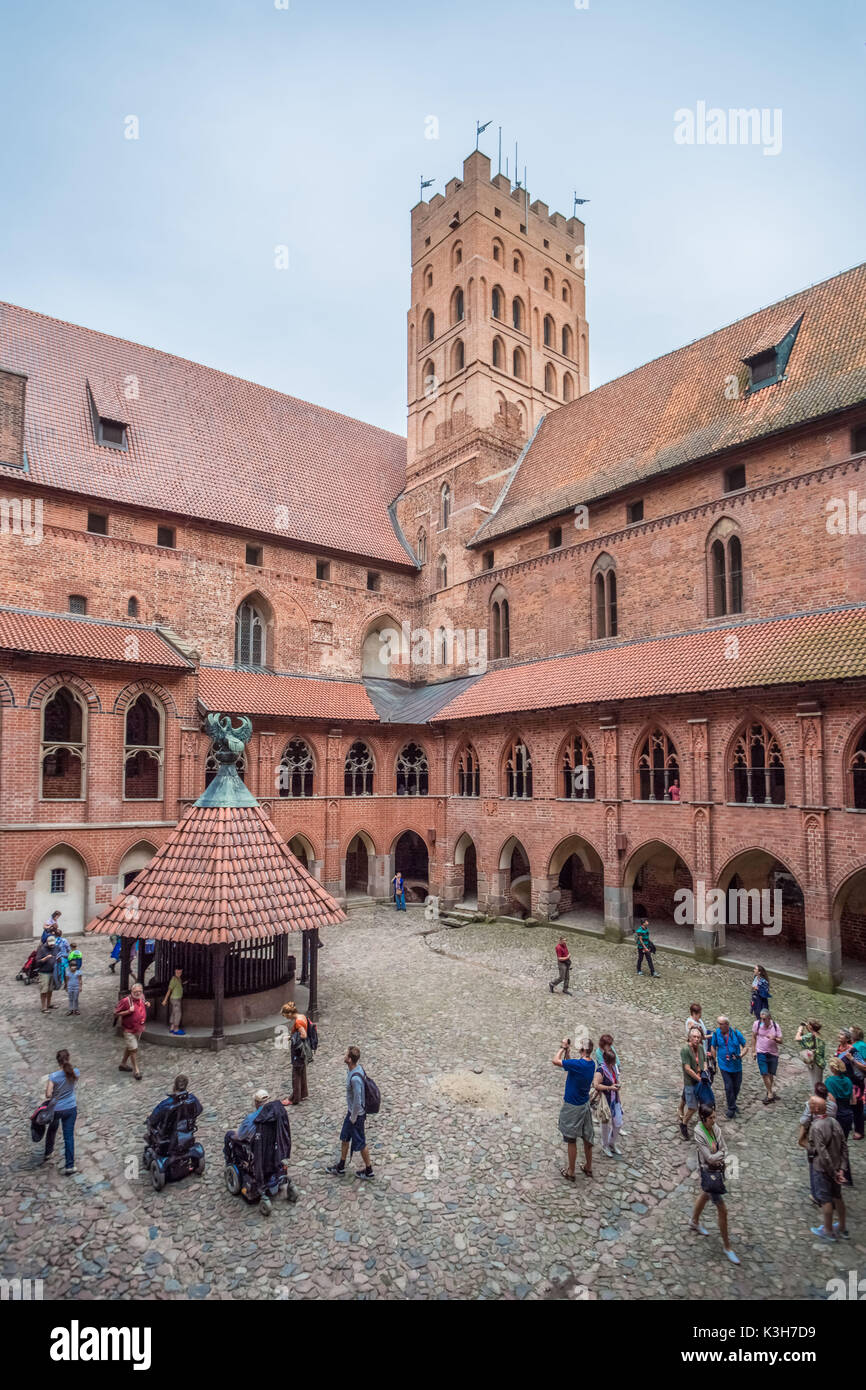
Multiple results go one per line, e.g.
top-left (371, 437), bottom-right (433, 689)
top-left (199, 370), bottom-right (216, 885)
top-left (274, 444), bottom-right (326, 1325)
top-left (741, 313), bottom-right (803, 393)
top-left (88, 380), bottom-right (129, 450)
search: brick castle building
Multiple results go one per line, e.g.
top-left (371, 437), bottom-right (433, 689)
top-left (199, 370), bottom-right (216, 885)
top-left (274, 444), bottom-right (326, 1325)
top-left (1, 148), bottom-right (865, 993)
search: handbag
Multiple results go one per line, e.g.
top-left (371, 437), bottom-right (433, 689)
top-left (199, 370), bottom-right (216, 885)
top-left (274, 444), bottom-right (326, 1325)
top-left (697, 1121), bottom-right (726, 1195)
top-left (695, 1070), bottom-right (715, 1109)
top-left (590, 1088), bottom-right (612, 1125)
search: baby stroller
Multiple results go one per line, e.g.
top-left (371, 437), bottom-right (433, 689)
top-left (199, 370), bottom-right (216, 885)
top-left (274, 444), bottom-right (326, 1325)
top-left (224, 1100), bottom-right (298, 1216)
top-left (142, 1091), bottom-right (205, 1191)
top-left (16, 949), bottom-right (39, 985)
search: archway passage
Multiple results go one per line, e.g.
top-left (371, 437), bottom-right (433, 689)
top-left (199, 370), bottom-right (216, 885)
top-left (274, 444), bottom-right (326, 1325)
top-left (499, 837), bottom-right (531, 918)
top-left (454, 833), bottom-right (478, 907)
top-left (548, 836), bottom-right (604, 931)
top-left (834, 868), bottom-right (866, 993)
top-left (717, 850), bottom-right (806, 974)
top-left (32, 846), bottom-right (87, 938)
top-left (118, 841), bottom-right (157, 891)
top-left (345, 834), bottom-right (371, 897)
top-left (394, 831), bottom-right (429, 902)
top-left (624, 840), bottom-right (693, 951)
top-left (288, 836), bottom-right (311, 870)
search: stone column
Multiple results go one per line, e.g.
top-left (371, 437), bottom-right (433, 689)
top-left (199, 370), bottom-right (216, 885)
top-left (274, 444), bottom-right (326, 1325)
top-left (324, 727), bottom-right (343, 896)
top-left (802, 810), bottom-right (838, 992)
top-left (534, 874), bottom-right (560, 921)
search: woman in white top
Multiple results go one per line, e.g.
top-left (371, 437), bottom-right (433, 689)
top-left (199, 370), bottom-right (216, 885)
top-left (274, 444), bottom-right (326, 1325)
top-left (685, 1002), bottom-right (711, 1041)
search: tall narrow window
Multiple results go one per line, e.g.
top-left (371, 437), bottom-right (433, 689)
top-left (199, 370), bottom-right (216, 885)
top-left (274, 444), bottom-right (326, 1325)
top-left (452, 287), bottom-right (464, 324)
top-left (456, 744), bottom-right (481, 797)
top-left (440, 483), bottom-right (451, 529)
top-left (592, 555), bottom-right (617, 638)
top-left (848, 725), bottom-right (866, 809)
top-left (562, 325), bottom-right (574, 359)
top-left (491, 285), bottom-right (503, 319)
top-left (492, 336), bottom-right (504, 368)
top-left (561, 733), bottom-right (595, 799)
top-left (124, 693), bottom-right (163, 799)
top-left (512, 347), bottom-right (526, 379)
top-left (344, 741), bottom-right (374, 796)
top-left (545, 363), bottom-right (556, 394)
top-left (730, 723), bottom-right (785, 805)
top-left (562, 372), bottom-right (574, 402)
top-left (235, 600), bottom-right (266, 667)
top-left (543, 314), bottom-right (554, 347)
top-left (707, 524), bottom-right (744, 617)
top-left (512, 297), bottom-right (524, 331)
top-left (423, 310), bottom-right (435, 343)
top-left (417, 528), bottom-right (427, 564)
top-left (278, 738), bottom-right (314, 798)
top-left (636, 729), bottom-right (679, 801)
top-left (41, 687), bottom-right (86, 800)
top-left (436, 554), bottom-right (448, 588)
top-left (490, 586), bottom-right (510, 658)
top-left (504, 738), bottom-right (532, 798)
top-left (396, 742), bottom-right (428, 795)
top-left (452, 339), bottom-right (465, 372)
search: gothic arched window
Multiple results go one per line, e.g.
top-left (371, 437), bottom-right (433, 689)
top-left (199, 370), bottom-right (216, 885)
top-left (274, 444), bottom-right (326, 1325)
top-left (344, 741), bottom-right (374, 796)
top-left (436, 554), bottom-right (448, 589)
top-left (455, 744), bottom-right (481, 797)
top-left (235, 600), bottom-right (266, 667)
top-left (592, 555), bottom-right (617, 639)
top-left (278, 738), bottom-right (314, 798)
top-left (635, 729), bottom-right (679, 801)
top-left (490, 585), bottom-right (510, 658)
top-left (561, 732), bottom-right (595, 800)
top-left (440, 483), bottom-right (451, 529)
top-left (504, 737), bottom-right (532, 799)
top-left (41, 686), bottom-right (86, 800)
top-left (396, 742), bottom-right (429, 796)
top-left (124, 692), bottom-right (163, 800)
top-left (730, 723), bottom-right (785, 805)
top-left (708, 523), bottom-right (744, 617)
top-left (849, 725), bottom-right (866, 809)
top-left (417, 527), bottom-right (427, 564)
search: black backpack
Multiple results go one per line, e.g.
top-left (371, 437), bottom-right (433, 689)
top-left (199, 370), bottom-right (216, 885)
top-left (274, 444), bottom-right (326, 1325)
top-left (307, 1018), bottom-right (318, 1053)
top-left (362, 1071), bottom-right (381, 1115)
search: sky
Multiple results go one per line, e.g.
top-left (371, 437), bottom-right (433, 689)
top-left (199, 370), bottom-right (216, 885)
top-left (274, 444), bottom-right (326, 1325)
top-left (1, 0), bottom-right (863, 438)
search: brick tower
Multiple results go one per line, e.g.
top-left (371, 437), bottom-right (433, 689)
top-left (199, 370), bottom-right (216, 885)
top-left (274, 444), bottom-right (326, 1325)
top-left (395, 150), bottom-right (588, 664)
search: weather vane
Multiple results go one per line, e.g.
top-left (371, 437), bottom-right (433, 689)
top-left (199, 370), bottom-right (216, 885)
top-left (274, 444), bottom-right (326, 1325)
top-left (573, 190), bottom-right (591, 214)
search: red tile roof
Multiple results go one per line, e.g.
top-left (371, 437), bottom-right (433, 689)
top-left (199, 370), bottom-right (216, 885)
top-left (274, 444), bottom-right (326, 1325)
top-left (86, 802), bottom-right (346, 944)
top-left (473, 263), bottom-right (866, 544)
top-left (198, 666), bottom-right (378, 720)
top-left (0, 302), bottom-right (411, 566)
top-left (0, 608), bottom-right (191, 668)
top-left (432, 605), bottom-right (866, 721)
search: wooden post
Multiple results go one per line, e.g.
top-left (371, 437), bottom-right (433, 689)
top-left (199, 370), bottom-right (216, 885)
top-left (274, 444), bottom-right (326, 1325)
top-left (307, 929), bottom-right (319, 1021)
top-left (211, 942), bottom-right (227, 1051)
top-left (299, 929), bottom-right (309, 985)
top-left (119, 938), bottom-right (133, 999)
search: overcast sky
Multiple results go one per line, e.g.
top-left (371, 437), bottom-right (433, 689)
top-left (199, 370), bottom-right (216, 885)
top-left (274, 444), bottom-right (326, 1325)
top-left (2, 0), bottom-right (863, 437)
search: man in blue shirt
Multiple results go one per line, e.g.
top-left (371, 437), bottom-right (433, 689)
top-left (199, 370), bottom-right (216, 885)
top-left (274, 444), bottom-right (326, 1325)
top-left (709, 1015), bottom-right (746, 1120)
top-left (553, 1036), bottom-right (596, 1180)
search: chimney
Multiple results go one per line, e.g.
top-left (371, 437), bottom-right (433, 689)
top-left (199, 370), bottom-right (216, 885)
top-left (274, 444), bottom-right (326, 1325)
top-left (0, 367), bottom-right (27, 469)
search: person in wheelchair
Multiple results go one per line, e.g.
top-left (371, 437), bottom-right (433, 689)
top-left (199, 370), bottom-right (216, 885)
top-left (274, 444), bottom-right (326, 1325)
top-left (143, 1074), bottom-right (204, 1190)
top-left (224, 1087), bottom-right (298, 1215)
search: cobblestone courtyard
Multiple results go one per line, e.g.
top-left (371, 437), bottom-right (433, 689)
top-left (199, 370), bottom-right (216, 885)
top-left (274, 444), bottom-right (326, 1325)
top-left (2, 907), bottom-right (865, 1301)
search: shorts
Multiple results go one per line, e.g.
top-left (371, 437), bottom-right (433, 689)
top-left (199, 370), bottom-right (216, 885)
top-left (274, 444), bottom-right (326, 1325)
top-left (340, 1113), bottom-right (367, 1153)
top-left (39, 974), bottom-right (53, 993)
top-left (756, 1052), bottom-right (778, 1076)
top-left (683, 1083), bottom-right (699, 1109)
top-left (558, 1101), bottom-right (595, 1145)
top-left (122, 1030), bottom-right (140, 1051)
top-left (812, 1169), bottom-right (842, 1205)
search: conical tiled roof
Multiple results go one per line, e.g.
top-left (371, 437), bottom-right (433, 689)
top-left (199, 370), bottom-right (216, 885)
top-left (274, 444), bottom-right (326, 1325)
top-left (86, 712), bottom-right (346, 946)
top-left (86, 802), bottom-right (345, 945)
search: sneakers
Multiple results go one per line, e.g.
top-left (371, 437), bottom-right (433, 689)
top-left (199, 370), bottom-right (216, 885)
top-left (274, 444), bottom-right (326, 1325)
top-left (62, 1166), bottom-right (77, 1176)
top-left (326, 1162), bottom-right (347, 1176)
top-left (356, 1168), bottom-right (375, 1180)
top-left (688, 1221), bottom-right (709, 1236)
top-left (833, 1223), bottom-right (850, 1240)
top-left (611, 1144), bottom-right (624, 1155)
top-left (810, 1225), bottom-right (836, 1241)
top-left (549, 983), bottom-right (555, 993)
top-left (679, 1122), bottom-right (690, 1140)
top-left (724, 1248), bottom-right (741, 1265)
top-left (602, 1145), bottom-right (616, 1158)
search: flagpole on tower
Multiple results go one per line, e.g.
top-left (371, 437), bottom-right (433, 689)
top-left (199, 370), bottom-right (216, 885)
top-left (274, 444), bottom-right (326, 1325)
top-left (475, 119), bottom-right (492, 151)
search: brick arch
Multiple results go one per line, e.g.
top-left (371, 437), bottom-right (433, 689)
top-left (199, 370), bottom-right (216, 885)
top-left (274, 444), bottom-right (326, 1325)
top-left (547, 832), bottom-right (604, 877)
top-left (389, 827), bottom-right (431, 856)
top-left (286, 831), bottom-right (321, 863)
top-left (112, 679), bottom-right (178, 718)
top-left (27, 671), bottom-right (101, 711)
top-left (0, 675), bottom-right (14, 707)
top-left (497, 834), bottom-right (531, 873)
top-left (340, 826), bottom-right (379, 857)
top-left (715, 843), bottom-right (805, 892)
top-left (838, 716), bottom-right (866, 806)
top-left (452, 830), bottom-right (477, 864)
top-left (23, 838), bottom-right (97, 883)
top-left (623, 836), bottom-right (694, 889)
top-left (114, 834), bottom-right (161, 873)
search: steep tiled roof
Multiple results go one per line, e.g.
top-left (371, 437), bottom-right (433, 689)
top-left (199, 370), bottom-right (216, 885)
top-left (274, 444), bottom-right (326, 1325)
top-left (432, 605), bottom-right (866, 721)
top-left (0, 302), bottom-right (410, 566)
top-left (473, 263), bottom-right (866, 544)
top-left (0, 607), bottom-right (192, 668)
top-left (86, 802), bottom-right (346, 944)
top-left (198, 666), bottom-right (378, 720)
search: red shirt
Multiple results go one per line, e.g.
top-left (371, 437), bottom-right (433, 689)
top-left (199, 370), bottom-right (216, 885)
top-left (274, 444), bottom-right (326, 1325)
top-left (555, 941), bottom-right (570, 961)
top-left (121, 998), bottom-right (147, 1034)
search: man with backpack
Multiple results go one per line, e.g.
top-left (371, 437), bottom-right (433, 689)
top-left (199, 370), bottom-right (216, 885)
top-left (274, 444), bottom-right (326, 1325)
top-left (327, 1045), bottom-right (378, 1180)
top-left (708, 1015), bottom-right (746, 1121)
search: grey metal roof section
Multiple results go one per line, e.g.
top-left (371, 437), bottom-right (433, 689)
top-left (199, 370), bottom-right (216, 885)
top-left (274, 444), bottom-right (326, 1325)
top-left (363, 674), bottom-right (483, 723)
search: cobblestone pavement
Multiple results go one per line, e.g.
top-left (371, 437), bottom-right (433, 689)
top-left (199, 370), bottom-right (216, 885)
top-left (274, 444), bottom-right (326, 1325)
top-left (1, 909), bottom-right (864, 1301)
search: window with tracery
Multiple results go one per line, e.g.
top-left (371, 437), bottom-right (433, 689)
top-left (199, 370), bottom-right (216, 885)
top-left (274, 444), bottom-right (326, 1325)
top-left (41, 686), bottom-right (86, 800)
top-left (396, 742), bottom-right (428, 796)
top-left (730, 723), bottom-right (785, 805)
top-left (592, 555), bottom-right (617, 638)
top-left (124, 692), bottom-right (163, 799)
top-left (278, 739), bottom-right (314, 798)
top-left (849, 726), bottom-right (866, 809)
top-left (455, 744), bottom-right (481, 797)
top-left (235, 600), bottom-right (266, 667)
top-left (636, 729), bottom-right (679, 801)
top-left (709, 530), bottom-right (743, 617)
top-left (344, 741), bottom-right (374, 796)
top-left (205, 752), bottom-right (245, 786)
top-left (504, 738), bottom-right (532, 799)
top-left (561, 733), bottom-right (595, 799)
top-left (490, 588), bottom-right (510, 658)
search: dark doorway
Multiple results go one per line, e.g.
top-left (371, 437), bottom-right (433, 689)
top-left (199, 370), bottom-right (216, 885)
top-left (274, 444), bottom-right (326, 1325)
top-left (345, 835), bottom-right (369, 896)
top-left (394, 831), bottom-right (429, 900)
top-left (463, 841), bottom-right (477, 901)
top-left (289, 837), bottom-right (309, 869)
